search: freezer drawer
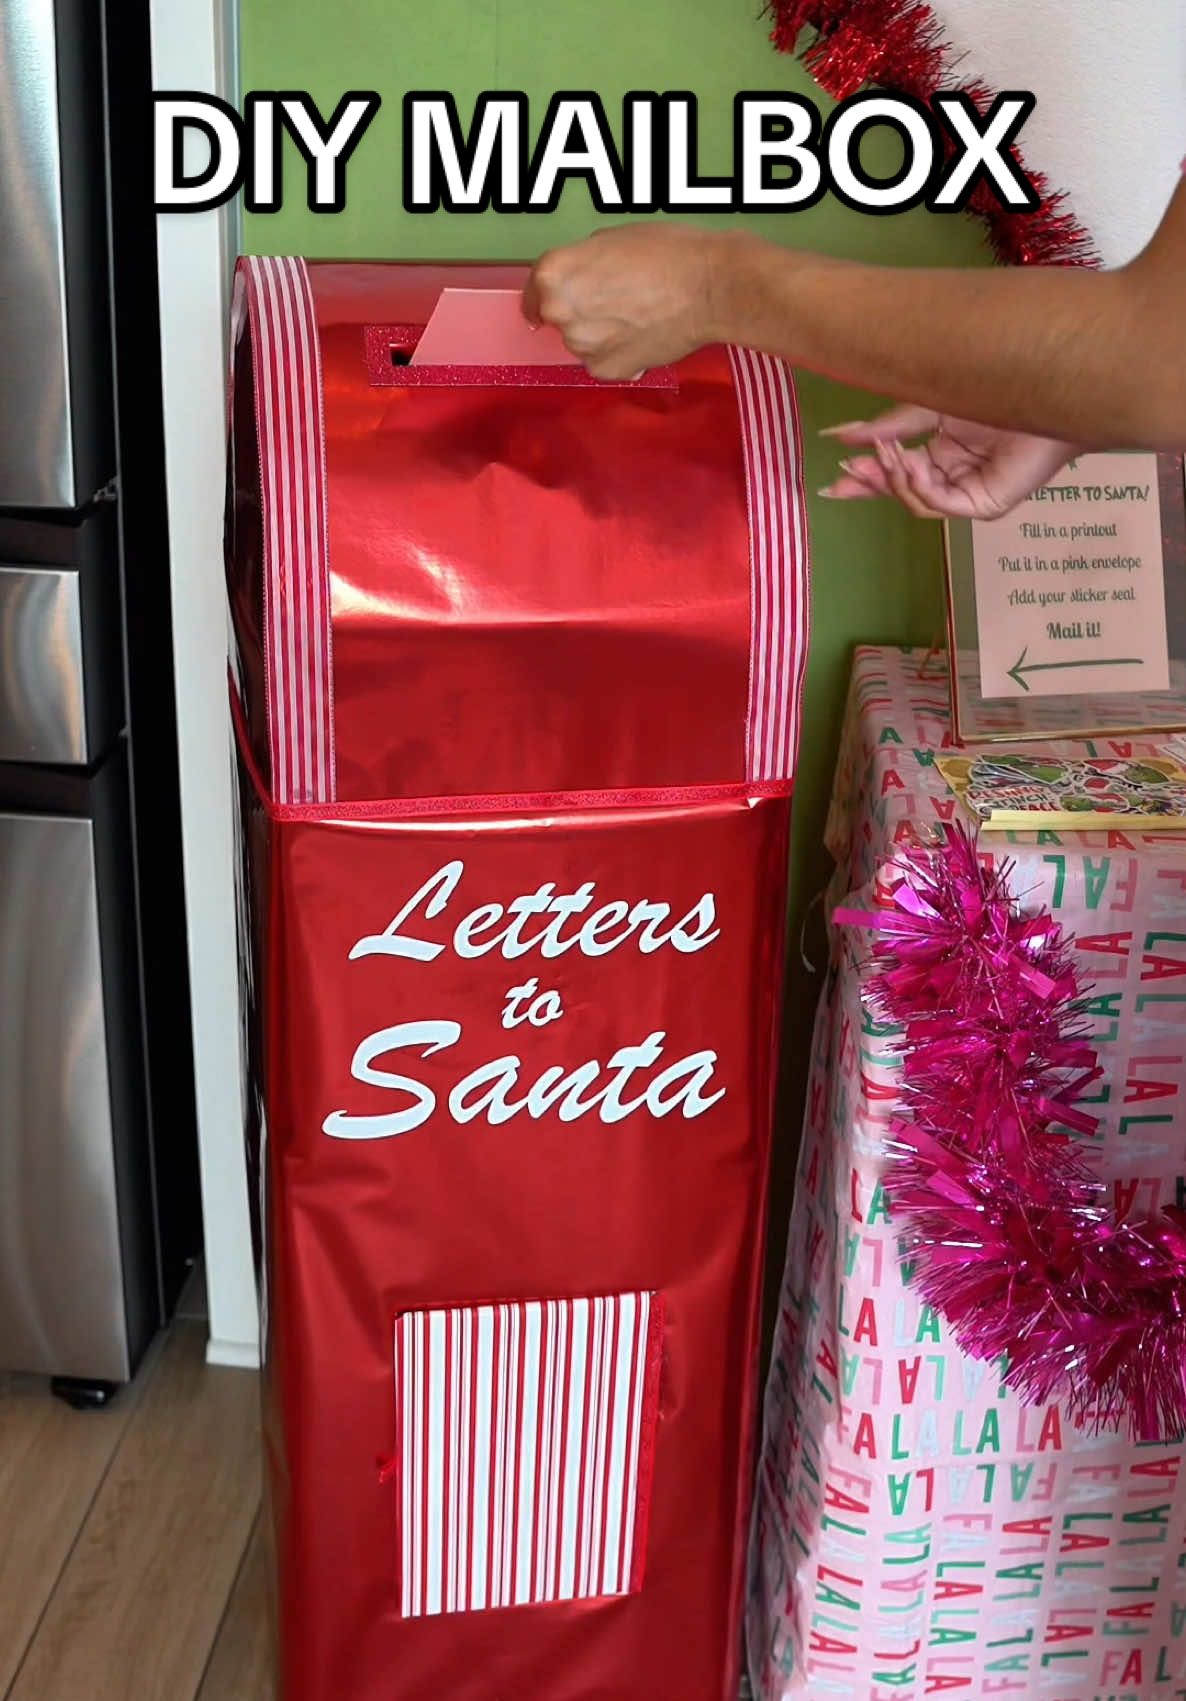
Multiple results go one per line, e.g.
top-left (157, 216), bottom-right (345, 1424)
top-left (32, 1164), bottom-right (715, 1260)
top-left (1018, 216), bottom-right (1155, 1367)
top-left (0, 0), bottom-right (113, 508)
top-left (0, 753), bottom-right (155, 1381)
top-left (0, 508), bottom-right (123, 765)
top-left (0, 568), bottom-right (88, 763)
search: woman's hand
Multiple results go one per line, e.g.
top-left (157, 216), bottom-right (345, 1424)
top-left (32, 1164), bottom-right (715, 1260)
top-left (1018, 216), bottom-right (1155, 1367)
top-left (819, 405), bottom-right (1079, 520)
top-left (525, 229), bottom-right (1086, 521)
top-left (523, 224), bottom-right (727, 379)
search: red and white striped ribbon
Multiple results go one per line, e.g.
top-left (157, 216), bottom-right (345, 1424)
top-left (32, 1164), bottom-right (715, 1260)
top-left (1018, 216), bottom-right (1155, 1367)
top-left (727, 348), bottom-right (811, 785)
top-left (232, 256), bottom-right (336, 804)
top-left (394, 1293), bottom-right (660, 1619)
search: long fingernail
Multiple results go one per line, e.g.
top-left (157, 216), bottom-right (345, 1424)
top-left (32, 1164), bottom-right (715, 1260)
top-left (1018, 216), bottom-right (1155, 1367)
top-left (817, 485), bottom-right (842, 498)
top-left (819, 421), bottom-right (865, 437)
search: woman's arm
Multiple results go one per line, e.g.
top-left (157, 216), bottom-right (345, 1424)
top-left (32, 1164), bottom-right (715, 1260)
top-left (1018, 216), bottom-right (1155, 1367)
top-left (524, 178), bottom-right (1186, 452)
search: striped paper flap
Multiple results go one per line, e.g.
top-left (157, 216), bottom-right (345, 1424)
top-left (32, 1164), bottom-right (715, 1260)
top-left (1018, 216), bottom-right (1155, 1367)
top-left (394, 1292), bottom-right (663, 1619)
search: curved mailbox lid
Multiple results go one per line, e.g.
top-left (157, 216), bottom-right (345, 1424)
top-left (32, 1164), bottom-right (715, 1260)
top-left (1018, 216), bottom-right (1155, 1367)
top-left (226, 257), bottom-right (810, 807)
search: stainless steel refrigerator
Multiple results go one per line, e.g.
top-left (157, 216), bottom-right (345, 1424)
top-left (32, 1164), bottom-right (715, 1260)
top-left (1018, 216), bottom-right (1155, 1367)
top-left (0, 0), bottom-right (200, 1398)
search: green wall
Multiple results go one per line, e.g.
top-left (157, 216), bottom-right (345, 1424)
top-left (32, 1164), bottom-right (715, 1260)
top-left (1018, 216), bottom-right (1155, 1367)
top-left (240, 0), bottom-right (990, 1109)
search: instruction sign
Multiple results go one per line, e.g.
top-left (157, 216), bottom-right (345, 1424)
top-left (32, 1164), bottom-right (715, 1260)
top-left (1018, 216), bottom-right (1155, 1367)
top-left (972, 452), bottom-right (1170, 698)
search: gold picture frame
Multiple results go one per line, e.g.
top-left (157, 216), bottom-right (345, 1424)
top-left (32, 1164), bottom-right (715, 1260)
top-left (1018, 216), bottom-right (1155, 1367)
top-left (943, 452), bottom-right (1186, 745)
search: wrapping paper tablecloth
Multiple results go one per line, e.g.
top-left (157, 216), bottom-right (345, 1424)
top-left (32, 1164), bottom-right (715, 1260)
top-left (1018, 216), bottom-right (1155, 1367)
top-left (749, 645), bottom-right (1186, 1701)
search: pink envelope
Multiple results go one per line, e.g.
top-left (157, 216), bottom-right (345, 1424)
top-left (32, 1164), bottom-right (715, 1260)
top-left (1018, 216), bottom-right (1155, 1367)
top-left (411, 287), bottom-right (579, 367)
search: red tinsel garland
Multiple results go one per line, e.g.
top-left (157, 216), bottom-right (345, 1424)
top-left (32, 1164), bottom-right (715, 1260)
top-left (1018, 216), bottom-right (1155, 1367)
top-left (767, 0), bottom-right (1098, 268)
top-left (837, 827), bottom-right (1186, 1441)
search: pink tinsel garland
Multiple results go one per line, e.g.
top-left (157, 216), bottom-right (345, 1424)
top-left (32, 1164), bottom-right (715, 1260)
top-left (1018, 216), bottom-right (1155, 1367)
top-left (766, 0), bottom-right (1098, 268)
top-left (838, 827), bottom-right (1186, 1440)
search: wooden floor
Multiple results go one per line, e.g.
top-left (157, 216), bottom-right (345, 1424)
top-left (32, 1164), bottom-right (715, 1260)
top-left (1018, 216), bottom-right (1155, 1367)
top-left (0, 1271), bottom-right (271, 1701)
top-left (0, 1278), bottom-right (756, 1701)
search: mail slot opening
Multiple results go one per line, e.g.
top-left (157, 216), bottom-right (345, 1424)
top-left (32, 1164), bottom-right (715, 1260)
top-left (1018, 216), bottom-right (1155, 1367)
top-left (386, 325), bottom-right (420, 366)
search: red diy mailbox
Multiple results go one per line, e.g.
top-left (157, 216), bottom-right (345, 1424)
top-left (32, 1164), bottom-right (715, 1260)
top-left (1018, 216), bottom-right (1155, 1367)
top-left (227, 256), bottom-right (810, 1701)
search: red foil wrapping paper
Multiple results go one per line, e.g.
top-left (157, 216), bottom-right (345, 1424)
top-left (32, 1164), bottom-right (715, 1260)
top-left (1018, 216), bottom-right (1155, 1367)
top-left (227, 256), bottom-right (810, 1701)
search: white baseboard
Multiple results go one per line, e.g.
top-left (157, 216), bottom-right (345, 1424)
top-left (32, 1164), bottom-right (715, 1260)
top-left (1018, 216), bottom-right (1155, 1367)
top-left (205, 1335), bottom-right (261, 1371)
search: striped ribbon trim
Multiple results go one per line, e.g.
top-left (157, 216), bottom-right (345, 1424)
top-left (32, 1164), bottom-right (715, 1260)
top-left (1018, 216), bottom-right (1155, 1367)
top-left (232, 256), bottom-right (336, 804)
top-left (394, 1293), bottom-right (661, 1619)
top-left (727, 348), bottom-right (811, 785)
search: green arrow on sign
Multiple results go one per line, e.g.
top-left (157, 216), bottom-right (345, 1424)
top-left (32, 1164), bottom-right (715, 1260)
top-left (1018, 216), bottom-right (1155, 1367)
top-left (1007, 647), bottom-right (1144, 692)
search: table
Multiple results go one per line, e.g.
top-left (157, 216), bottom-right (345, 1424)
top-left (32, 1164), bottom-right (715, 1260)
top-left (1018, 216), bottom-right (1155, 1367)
top-left (748, 645), bottom-right (1186, 1701)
